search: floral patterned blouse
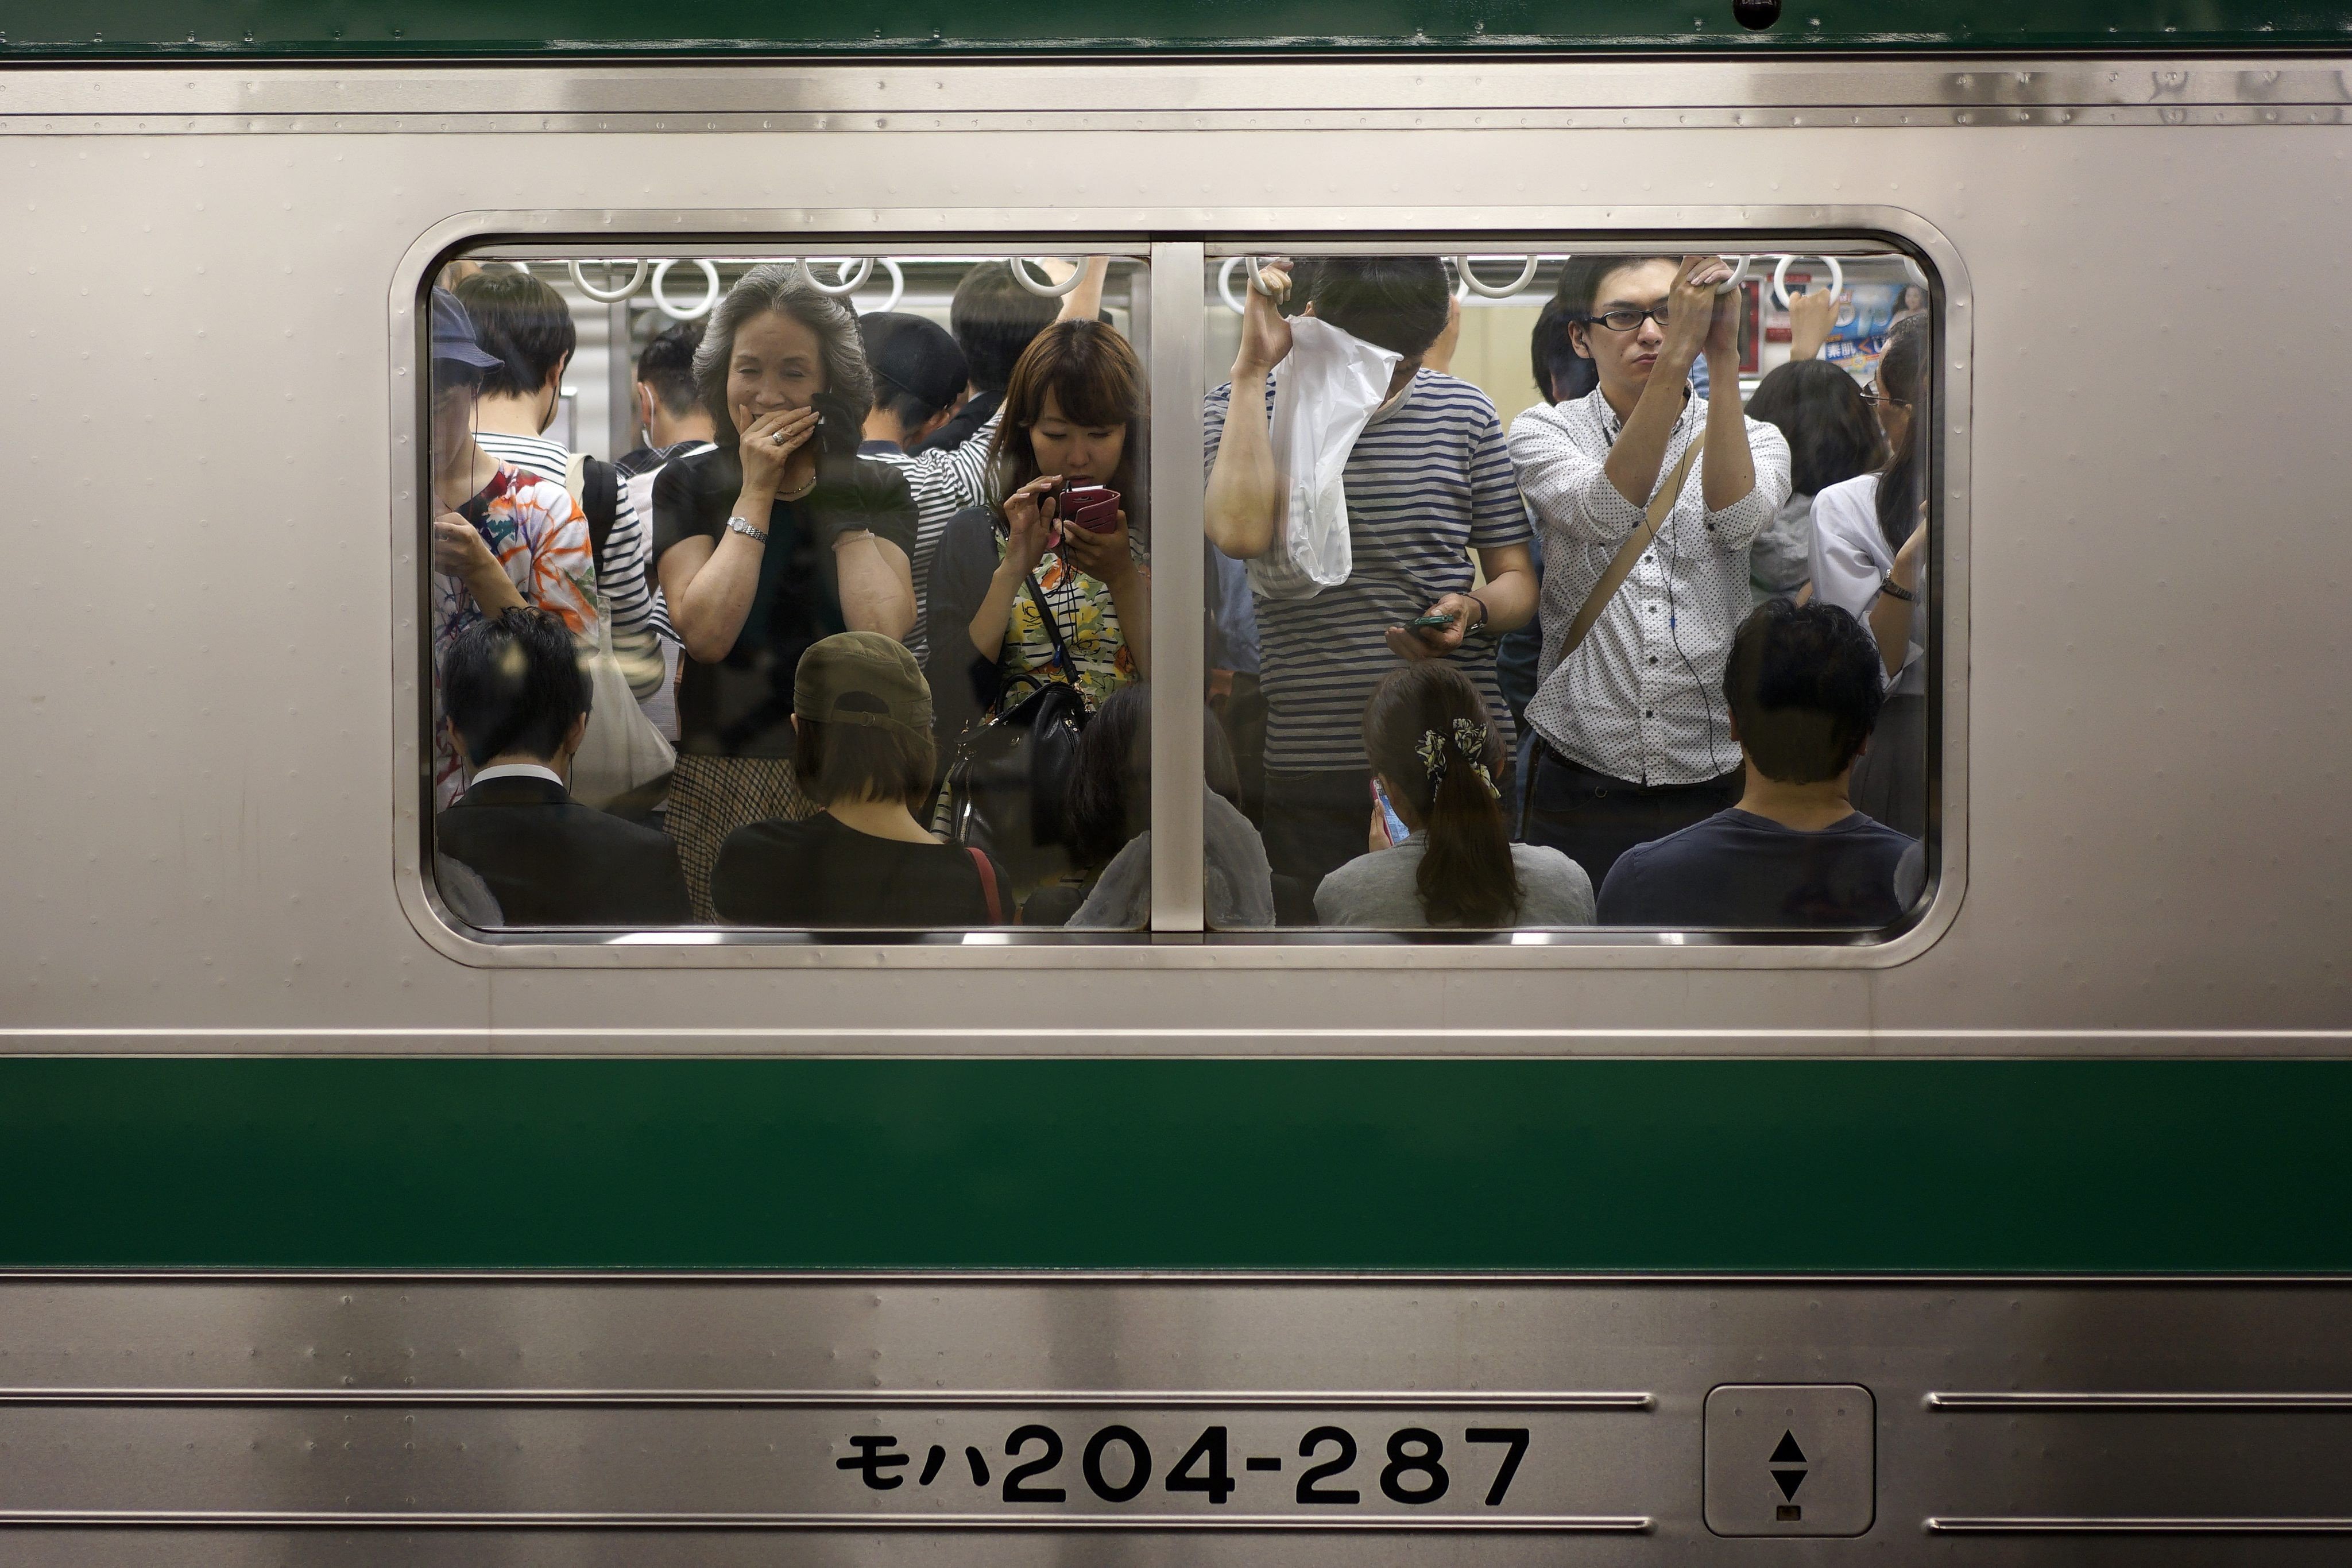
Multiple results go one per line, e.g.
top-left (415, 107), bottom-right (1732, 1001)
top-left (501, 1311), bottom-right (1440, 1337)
top-left (430, 463), bottom-right (601, 807)
top-left (924, 505), bottom-right (1145, 748)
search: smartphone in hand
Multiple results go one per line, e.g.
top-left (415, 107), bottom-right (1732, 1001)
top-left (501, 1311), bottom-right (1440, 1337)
top-left (1374, 780), bottom-right (1412, 846)
top-left (1059, 483), bottom-right (1122, 533)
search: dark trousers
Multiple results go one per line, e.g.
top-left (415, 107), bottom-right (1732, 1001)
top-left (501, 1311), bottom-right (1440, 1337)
top-left (1263, 765), bottom-right (1375, 895)
top-left (1522, 744), bottom-right (1742, 891)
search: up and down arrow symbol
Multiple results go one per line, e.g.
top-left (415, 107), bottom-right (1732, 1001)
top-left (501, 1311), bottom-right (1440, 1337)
top-left (1769, 1430), bottom-right (1809, 1500)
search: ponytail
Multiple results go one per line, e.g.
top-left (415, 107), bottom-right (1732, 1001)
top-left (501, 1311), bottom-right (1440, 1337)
top-left (1363, 664), bottom-right (1520, 927)
top-left (1873, 315), bottom-right (1929, 553)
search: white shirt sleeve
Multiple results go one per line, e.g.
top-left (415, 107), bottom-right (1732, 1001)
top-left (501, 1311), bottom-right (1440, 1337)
top-left (1508, 402), bottom-right (1647, 548)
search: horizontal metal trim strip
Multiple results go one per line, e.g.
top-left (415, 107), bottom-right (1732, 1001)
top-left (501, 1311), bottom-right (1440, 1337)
top-left (0, 1510), bottom-right (1653, 1533)
top-left (0, 1388), bottom-right (1653, 1410)
top-left (1931, 1391), bottom-right (2352, 1411)
top-left (0, 107), bottom-right (2343, 133)
top-left (1929, 1517), bottom-right (2352, 1534)
top-left (5, 1270), bottom-right (2351, 1286)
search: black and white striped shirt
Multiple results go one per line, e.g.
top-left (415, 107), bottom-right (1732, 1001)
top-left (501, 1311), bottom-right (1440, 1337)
top-left (861, 408), bottom-right (1004, 664)
top-left (1204, 370), bottom-right (1529, 772)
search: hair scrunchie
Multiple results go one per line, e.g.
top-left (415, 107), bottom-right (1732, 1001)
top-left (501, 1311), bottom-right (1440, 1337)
top-left (1416, 718), bottom-right (1500, 803)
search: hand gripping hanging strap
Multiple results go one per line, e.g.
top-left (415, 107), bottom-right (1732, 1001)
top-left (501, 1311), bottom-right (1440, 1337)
top-left (1558, 433), bottom-right (1706, 663)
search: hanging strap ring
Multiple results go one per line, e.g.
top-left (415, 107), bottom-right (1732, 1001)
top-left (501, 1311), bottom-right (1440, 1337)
top-left (1770, 254), bottom-right (1845, 311)
top-left (569, 259), bottom-right (647, 303)
top-left (1453, 255), bottom-right (1539, 300)
top-left (798, 257), bottom-right (873, 296)
top-left (1713, 254), bottom-right (1752, 296)
top-left (864, 257), bottom-right (906, 313)
top-left (651, 260), bottom-right (721, 322)
top-left (1009, 256), bottom-right (1087, 298)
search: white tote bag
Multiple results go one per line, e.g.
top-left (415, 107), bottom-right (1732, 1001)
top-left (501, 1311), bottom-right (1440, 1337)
top-left (1245, 315), bottom-right (1401, 602)
top-left (567, 594), bottom-right (676, 808)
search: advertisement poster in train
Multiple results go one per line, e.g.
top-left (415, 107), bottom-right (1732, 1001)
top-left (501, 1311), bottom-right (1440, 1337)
top-left (1822, 282), bottom-right (1912, 380)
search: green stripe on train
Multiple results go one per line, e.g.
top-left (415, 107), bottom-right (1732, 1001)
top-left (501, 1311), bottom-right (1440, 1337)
top-left (0, 1058), bottom-right (2343, 1271)
top-left (2, 0), bottom-right (2349, 54)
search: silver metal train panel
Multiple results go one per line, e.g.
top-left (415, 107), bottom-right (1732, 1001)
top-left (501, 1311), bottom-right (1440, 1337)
top-left (0, 55), bottom-right (2345, 1051)
top-left (5, 1275), bottom-right (2352, 1562)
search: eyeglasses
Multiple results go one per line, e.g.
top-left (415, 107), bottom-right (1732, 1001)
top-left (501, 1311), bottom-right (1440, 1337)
top-left (1860, 389), bottom-right (1910, 408)
top-left (1588, 306), bottom-right (1673, 333)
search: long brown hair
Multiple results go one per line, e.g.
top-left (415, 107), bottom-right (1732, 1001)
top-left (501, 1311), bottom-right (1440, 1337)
top-left (987, 319), bottom-right (1147, 533)
top-left (1363, 664), bottom-right (1519, 928)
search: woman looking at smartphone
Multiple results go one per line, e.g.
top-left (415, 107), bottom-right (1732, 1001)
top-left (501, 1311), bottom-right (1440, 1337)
top-left (651, 262), bottom-right (920, 919)
top-left (1317, 663), bottom-right (1594, 928)
top-left (924, 319), bottom-right (1151, 750)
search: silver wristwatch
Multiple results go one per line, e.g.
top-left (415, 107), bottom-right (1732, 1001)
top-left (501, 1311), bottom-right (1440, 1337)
top-left (725, 514), bottom-right (768, 544)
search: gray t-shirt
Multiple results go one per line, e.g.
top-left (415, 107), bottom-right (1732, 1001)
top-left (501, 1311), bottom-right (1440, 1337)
top-left (1315, 839), bottom-right (1596, 928)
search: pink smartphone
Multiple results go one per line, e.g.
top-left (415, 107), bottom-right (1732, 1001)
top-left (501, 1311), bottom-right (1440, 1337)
top-left (1059, 483), bottom-right (1121, 533)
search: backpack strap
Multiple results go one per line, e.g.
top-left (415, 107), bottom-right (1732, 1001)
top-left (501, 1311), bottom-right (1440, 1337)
top-left (965, 846), bottom-right (1005, 926)
top-left (1558, 433), bottom-right (1706, 664)
top-left (584, 456), bottom-right (620, 566)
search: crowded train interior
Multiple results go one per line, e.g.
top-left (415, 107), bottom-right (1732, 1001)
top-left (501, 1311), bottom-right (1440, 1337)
top-left (424, 245), bottom-right (1935, 935)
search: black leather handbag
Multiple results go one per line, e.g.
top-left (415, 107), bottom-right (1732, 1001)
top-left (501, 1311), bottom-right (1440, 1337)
top-left (940, 573), bottom-right (1091, 885)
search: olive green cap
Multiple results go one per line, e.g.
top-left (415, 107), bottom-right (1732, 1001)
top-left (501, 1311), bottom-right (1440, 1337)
top-left (792, 631), bottom-right (933, 741)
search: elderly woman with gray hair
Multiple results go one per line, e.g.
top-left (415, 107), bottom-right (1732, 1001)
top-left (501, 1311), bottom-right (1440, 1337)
top-left (652, 262), bottom-right (921, 918)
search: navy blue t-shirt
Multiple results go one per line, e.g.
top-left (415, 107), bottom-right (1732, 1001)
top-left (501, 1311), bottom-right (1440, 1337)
top-left (1596, 808), bottom-right (1918, 928)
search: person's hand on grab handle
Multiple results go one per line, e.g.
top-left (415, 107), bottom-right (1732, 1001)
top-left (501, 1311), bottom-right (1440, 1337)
top-left (1233, 258), bottom-right (1295, 381)
top-left (1058, 507), bottom-right (1139, 589)
top-left (1001, 474), bottom-right (1063, 579)
top-left (1384, 591), bottom-right (1482, 663)
top-left (431, 510), bottom-right (498, 580)
top-left (1787, 287), bottom-right (1840, 362)
top-left (1658, 255), bottom-right (1734, 374)
top-left (736, 406), bottom-right (819, 498)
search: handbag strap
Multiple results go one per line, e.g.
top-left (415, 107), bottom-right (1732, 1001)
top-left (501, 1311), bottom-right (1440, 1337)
top-left (1558, 433), bottom-right (1706, 664)
top-left (965, 846), bottom-right (1005, 926)
top-left (1022, 570), bottom-right (1076, 675)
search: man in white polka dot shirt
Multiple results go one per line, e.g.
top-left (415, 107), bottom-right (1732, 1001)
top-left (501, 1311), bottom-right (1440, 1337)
top-left (1508, 255), bottom-right (1793, 888)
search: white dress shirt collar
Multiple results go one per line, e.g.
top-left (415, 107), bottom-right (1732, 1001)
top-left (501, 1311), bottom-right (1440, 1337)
top-left (468, 762), bottom-right (566, 789)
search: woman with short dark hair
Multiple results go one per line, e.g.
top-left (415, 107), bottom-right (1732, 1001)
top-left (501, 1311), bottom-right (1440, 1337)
top-left (651, 264), bottom-right (921, 917)
top-left (709, 633), bottom-right (1004, 927)
top-left (1743, 358), bottom-right (1885, 605)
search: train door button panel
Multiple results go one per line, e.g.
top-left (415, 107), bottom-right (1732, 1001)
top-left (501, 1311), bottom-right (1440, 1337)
top-left (1704, 1383), bottom-right (1875, 1537)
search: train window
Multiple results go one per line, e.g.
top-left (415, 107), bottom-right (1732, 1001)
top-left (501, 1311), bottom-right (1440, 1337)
top-left (421, 251), bottom-right (1152, 931)
top-left (1200, 247), bottom-right (1936, 935)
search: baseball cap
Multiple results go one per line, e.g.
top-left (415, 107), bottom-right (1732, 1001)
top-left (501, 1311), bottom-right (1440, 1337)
top-left (429, 287), bottom-right (504, 373)
top-left (794, 632), bottom-right (934, 741)
top-left (858, 312), bottom-right (970, 415)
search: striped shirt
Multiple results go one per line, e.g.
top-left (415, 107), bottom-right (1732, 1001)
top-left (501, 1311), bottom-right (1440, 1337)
top-left (471, 431), bottom-right (659, 652)
top-left (862, 408), bottom-right (1004, 664)
top-left (616, 439), bottom-right (717, 644)
top-left (1508, 384), bottom-right (1793, 786)
top-left (1204, 370), bottom-right (1529, 771)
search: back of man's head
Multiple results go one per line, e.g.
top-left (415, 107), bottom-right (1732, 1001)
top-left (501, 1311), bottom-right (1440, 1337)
top-left (950, 263), bottom-right (1061, 394)
top-left (453, 269), bottom-right (578, 402)
top-left (859, 312), bottom-right (970, 430)
top-left (442, 607), bottom-right (590, 769)
top-left (635, 320), bottom-right (704, 419)
top-left (1722, 601), bottom-right (1887, 785)
top-left (1295, 257), bottom-right (1452, 361)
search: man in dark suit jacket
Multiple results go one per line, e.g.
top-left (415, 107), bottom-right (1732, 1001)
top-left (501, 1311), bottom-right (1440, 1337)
top-left (436, 607), bottom-right (691, 926)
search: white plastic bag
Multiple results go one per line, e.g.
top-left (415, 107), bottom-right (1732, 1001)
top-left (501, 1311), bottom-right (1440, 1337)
top-left (568, 594), bottom-right (676, 808)
top-left (1247, 315), bottom-right (1401, 602)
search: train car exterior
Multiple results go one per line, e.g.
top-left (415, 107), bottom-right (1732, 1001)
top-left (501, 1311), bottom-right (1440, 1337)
top-left (3, 1), bottom-right (2352, 1560)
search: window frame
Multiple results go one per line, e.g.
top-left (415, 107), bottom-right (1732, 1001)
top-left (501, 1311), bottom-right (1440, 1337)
top-left (391, 207), bottom-right (1968, 970)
